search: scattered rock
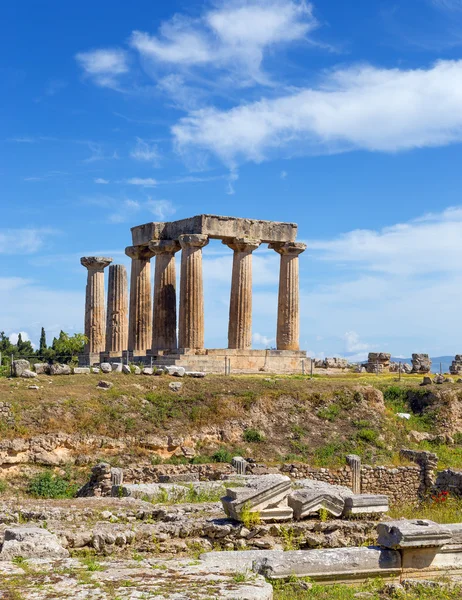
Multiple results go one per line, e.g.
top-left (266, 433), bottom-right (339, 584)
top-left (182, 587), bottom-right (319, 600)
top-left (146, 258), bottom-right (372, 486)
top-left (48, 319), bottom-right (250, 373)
top-left (122, 364), bottom-right (131, 374)
top-left (169, 382), bottom-right (183, 392)
top-left (186, 371), bottom-right (206, 378)
top-left (34, 363), bottom-right (50, 375)
top-left (100, 363), bottom-right (112, 373)
top-left (143, 367), bottom-right (154, 375)
top-left (111, 362), bottom-right (123, 372)
top-left (27, 385), bottom-right (40, 390)
top-left (396, 413), bottom-right (411, 420)
top-left (97, 380), bottom-right (113, 390)
top-left (422, 376), bottom-right (433, 385)
top-left (412, 353), bottom-right (432, 374)
top-left (92, 367), bottom-right (100, 374)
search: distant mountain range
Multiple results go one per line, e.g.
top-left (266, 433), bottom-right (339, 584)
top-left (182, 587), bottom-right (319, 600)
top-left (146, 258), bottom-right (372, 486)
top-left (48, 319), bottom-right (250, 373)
top-left (390, 356), bottom-right (454, 374)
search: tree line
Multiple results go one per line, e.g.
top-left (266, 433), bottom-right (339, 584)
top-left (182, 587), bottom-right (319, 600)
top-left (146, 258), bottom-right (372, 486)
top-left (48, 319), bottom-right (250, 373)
top-left (0, 328), bottom-right (87, 363)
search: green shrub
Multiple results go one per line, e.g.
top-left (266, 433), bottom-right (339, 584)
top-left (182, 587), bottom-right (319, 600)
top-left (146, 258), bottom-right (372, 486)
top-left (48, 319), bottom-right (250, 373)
top-left (243, 428), bottom-right (265, 443)
top-left (0, 479), bottom-right (6, 494)
top-left (357, 428), bottom-right (379, 444)
top-left (27, 471), bottom-right (77, 499)
top-left (150, 454), bottom-right (162, 465)
top-left (317, 404), bottom-right (341, 422)
top-left (212, 447), bottom-right (233, 463)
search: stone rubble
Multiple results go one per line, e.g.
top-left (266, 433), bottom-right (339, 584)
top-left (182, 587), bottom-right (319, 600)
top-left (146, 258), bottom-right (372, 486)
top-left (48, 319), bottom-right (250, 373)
top-left (0, 526), bottom-right (69, 560)
top-left (412, 353), bottom-right (432, 374)
top-left (364, 353), bottom-right (391, 374)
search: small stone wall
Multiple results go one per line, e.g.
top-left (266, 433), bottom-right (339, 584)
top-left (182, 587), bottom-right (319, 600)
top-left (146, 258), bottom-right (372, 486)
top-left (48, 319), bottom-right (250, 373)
top-left (360, 465), bottom-right (421, 504)
top-left (435, 469), bottom-right (462, 496)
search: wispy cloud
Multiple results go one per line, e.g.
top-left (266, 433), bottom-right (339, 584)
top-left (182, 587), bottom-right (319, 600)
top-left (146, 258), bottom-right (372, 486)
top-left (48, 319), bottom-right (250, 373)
top-left (82, 141), bottom-right (119, 163)
top-left (130, 0), bottom-right (318, 86)
top-left (130, 137), bottom-right (160, 165)
top-left (429, 0), bottom-right (462, 11)
top-left (173, 59), bottom-right (462, 167)
top-left (94, 178), bottom-right (109, 184)
top-left (0, 228), bottom-right (57, 254)
top-left (75, 48), bottom-right (129, 88)
top-left (145, 199), bottom-right (176, 220)
top-left (125, 177), bottom-right (157, 187)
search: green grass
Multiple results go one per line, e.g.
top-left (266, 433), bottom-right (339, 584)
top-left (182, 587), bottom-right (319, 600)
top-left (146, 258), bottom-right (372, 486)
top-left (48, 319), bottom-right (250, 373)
top-left (272, 579), bottom-right (462, 600)
top-left (243, 428), bottom-right (265, 443)
top-left (389, 493), bottom-right (462, 523)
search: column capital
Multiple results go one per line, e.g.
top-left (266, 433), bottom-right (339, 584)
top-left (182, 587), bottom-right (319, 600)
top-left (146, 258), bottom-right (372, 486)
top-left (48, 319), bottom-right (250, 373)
top-left (125, 245), bottom-right (155, 260)
top-left (223, 237), bottom-right (261, 253)
top-left (148, 239), bottom-right (181, 255)
top-left (80, 256), bottom-right (112, 270)
top-left (269, 242), bottom-right (306, 256)
top-left (179, 234), bottom-right (209, 249)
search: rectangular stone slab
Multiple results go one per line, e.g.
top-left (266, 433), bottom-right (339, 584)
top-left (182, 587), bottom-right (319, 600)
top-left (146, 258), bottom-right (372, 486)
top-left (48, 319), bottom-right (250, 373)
top-left (377, 519), bottom-right (452, 549)
top-left (288, 490), bottom-right (345, 519)
top-left (259, 507), bottom-right (293, 522)
top-left (253, 547), bottom-right (402, 580)
top-left (343, 494), bottom-right (389, 515)
top-left (131, 214), bottom-right (297, 245)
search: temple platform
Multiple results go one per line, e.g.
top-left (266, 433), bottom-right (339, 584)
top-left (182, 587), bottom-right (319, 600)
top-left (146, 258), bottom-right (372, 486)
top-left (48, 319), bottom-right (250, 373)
top-left (141, 349), bottom-right (309, 375)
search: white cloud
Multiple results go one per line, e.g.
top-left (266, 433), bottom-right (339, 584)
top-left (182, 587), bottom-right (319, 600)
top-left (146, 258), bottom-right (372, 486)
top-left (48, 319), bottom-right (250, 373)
top-left (145, 199), bottom-right (176, 220)
top-left (130, 0), bottom-right (317, 85)
top-left (308, 206), bottom-right (462, 276)
top-left (125, 177), bottom-right (157, 187)
top-left (9, 331), bottom-right (31, 345)
top-left (130, 137), bottom-right (160, 165)
top-left (280, 170), bottom-right (288, 179)
top-left (75, 48), bottom-right (129, 88)
top-left (252, 332), bottom-right (275, 347)
top-left (173, 59), bottom-right (462, 167)
top-left (94, 178), bottom-right (109, 184)
top-left (0, 229), bottom-right (56, 254)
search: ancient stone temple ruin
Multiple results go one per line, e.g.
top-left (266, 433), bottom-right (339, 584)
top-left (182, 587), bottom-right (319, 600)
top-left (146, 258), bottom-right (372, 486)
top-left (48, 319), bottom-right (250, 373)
top-left (80, 215), bottom-right (307, 373)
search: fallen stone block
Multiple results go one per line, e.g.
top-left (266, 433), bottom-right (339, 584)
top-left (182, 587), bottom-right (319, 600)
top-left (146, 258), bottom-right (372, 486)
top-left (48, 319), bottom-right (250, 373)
top-left (288, 489), bottom-right (345, 519)
top-left (377, 519), bottom-right (452, 549)
top-left (253, 547), bottom-right (401, 580)
top-left (12, 359), bottom-right (30, 377)
top-left (343, 494), bottom-right (389, 515)
top-left (111, 362), bottom-right (123, 372)
top-left (92, 367), bottom-right (100, 374)
top-left (21, 369), bottom-right (37, 378)
top-left (34, 362), bottom-right (50, 375)
top-left (165, 366), bottom-right (185, 377)
top-left (222, 474), bottom-right (291, 521)
top-left (100, 362), bottom-right (112, 373)
top-left (186, 371), bottom-right (206, 378)
top-left (169, 381), bottom-right (183, 391)
top-left (49, 363), bottom-right (71, 375)
top-left (295, 479), bottom-right (353, 498)
top-left (73, 367), bottom-right (90, 374)
top-left (201, 549), bottom-right (286, 572)
top-left (0, 527), bottom-right (69, 560)
top-left (122, 364), bottom-right (131, 374)
top-left (259, 507), bottom-right (293, 522)
top-left (232, 456), bottom-right (248, 475)
top-left (143, 367), bottom-right (154, 375)
top-left (159, 473), bottom-right (199, 483)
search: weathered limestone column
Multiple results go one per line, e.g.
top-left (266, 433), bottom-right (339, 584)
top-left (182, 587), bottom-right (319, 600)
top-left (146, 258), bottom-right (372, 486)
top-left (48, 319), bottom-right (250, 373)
top-left (346, 454), bottom-right (361, 494)
top-left (178, 234), bottom-right (209, 349)
top-left (125, 245), bottom-right (154, 355)
top-left (105, 264), bottom-right (128, 353)
top-left (80, 257), bottom-right (112, 354)
top-left (148, 240), bottom-right (181, 351)
top-left (223, 238), bottom-right (261, 349)
top-left (269, 242), bottom-right (306, 351)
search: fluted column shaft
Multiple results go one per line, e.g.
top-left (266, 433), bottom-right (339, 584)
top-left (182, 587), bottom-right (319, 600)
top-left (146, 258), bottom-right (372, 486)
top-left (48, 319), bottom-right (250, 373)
top-left (178, 234), bottom-right (209, 349)
top-left (80, 257), bottom-right (112, 354)
top-left (105, 264), bottom-right (128, 353)
top-left (125, 246), bottom-right (154, 354)
top-left (270, 242), bottom-right (306, 351)
top-left (224, 238), bottom-right (260, 349)
top-left (149, 240), bottom-right (181, 351)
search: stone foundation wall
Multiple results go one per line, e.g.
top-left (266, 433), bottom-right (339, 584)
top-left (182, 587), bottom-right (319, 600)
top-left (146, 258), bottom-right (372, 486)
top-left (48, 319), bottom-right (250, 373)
top-left (360, 465), bottom-right (421, 504)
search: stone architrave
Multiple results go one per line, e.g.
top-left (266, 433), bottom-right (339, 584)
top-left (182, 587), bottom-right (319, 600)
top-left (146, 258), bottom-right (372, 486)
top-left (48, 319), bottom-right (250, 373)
top-left (125, 246), bottom-right (155, 355)
top-left (178, 234), bottom-right (209, 350)
top-left (269, 242), bottom-right (306, 351)
top-left (377, 519), bottom-right (451, 549)
top-left (105, 264), bottom-right (128, 353)
top-left (80, 257), bottom-right (112, 353)
top-left (149, 240), bottom-right (181, 351)
top-left (223, 238), bottom-right (261, 349)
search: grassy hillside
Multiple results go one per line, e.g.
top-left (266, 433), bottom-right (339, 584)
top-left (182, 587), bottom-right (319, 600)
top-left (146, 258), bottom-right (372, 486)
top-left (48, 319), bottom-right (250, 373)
top-left (2, 371), bottom-right (462, 469)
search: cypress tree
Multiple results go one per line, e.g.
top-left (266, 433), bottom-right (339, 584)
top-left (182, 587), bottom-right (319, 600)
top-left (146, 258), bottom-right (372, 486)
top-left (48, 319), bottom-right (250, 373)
top-left (39, 327), bottom-right (47, 353)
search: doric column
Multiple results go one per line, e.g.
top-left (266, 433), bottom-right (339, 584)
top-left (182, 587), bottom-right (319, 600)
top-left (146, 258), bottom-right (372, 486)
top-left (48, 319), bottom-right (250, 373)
top-left (105, 264), bottom-right (128, 353)
top-left (80, 256), bottom-right (112, 353)
top-left (178, 234), bottom-right (209, 349)
top-left (149, 240), bottom-right (181, 351)
top-left (125, 245), bottom-right (154, 354)
top-left (269, 242), bottom-right (306, 351)
top-left (223, 238), bottom-right (260, 349)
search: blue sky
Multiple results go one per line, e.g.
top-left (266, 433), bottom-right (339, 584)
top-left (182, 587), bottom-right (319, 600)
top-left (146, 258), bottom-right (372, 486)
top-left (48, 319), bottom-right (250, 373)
top-left (2, 0), bottom-right (462, 360)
